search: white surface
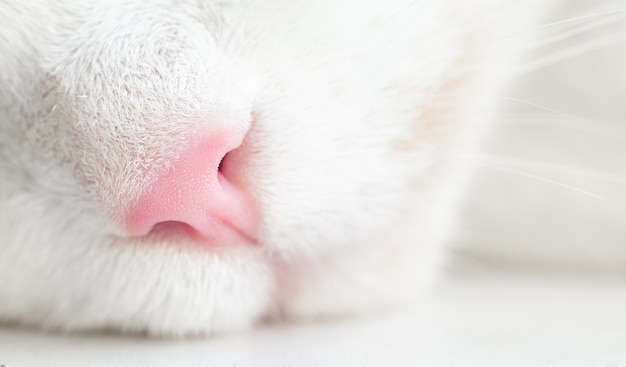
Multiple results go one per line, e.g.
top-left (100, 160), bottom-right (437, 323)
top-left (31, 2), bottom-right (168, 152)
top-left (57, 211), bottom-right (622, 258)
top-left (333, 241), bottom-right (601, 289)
top-left (2, 276), bottom-right (626, 367)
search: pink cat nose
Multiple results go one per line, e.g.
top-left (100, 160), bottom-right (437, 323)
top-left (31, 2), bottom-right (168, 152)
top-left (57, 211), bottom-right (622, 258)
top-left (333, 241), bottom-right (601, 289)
top-left (124, 120), bottom-right (258, 246)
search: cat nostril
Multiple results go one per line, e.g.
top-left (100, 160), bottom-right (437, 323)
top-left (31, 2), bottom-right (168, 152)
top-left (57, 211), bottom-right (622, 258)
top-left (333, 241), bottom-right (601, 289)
top-left (217, 154), bottom-right (226, 173)
top-left (151, 221), bottom-right (197, 237)
top-left (123, 116), bottom-right (259, 246)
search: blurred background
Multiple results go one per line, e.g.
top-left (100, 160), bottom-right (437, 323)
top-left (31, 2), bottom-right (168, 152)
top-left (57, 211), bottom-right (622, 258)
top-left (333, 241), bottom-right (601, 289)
top-left (454, 0), bottom-right (626, 275)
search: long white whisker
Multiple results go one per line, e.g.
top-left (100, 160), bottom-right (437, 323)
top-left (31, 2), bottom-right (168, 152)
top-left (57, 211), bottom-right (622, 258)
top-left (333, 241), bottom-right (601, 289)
top-left (513, 29), bottom-right (626, 74)
top-left (431, 92), bottom-right (581, 118)
top-left (537, 7), bottom-right (626, 30)
top-left (499, 115), bottom-right (626, 138)
top-left (432, 153), bottom-right (626, 199)
top-left (519, 13), bottom-right (626, 51)
top-left (495, 97), bottom-right (577, 117)
top-left (493, 7), bottom-right (626, 44)
top-left (474, 162), bottom-right (607, 201)
top-left (469, 155), bottom-right (626, 187)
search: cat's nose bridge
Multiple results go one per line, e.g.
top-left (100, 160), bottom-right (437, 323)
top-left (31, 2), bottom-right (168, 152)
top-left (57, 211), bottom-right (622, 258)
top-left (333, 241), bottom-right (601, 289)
top-left (123, 113), bottom-right (259, 246)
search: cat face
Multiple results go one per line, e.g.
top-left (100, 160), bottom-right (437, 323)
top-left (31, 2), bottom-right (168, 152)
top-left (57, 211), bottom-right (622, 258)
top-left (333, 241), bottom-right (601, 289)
top-left (0, 0), bottom-right (507, 336)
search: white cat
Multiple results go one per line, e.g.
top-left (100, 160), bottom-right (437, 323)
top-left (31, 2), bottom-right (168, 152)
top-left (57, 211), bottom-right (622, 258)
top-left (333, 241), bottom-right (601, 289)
top-left (2, 0), bottom-right (618, 337)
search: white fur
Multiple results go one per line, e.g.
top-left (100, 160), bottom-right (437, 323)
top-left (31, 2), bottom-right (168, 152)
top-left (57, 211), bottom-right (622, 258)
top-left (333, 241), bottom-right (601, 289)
top-left (1, 0), bottom-right (552, 336)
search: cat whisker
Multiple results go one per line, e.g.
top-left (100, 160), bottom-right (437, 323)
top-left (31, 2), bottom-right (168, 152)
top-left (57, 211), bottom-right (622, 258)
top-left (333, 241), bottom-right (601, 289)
top-left (429, 92), bottom-right (582, 118)
top-left (518, 12), bottom-right (626, 52)
top-left (443, 5), bottom-right (626, 77)
top-left (476, 162), bottom-right (607, 200)
top-left (512, 29), bottom-right (626, 74)
top-left (498, 115), bottom-right (626, 138)
top-left (431, 153), bottom-right (626, 200)
top-left (492, 6), bottom-right (626, 44)
top-left (492, 96), bottom-right (577, 117)
top-left (429, 93), bottom-right (625, 137)
top-left (426, 92), bottom-right (626, 141)
top-left (470, 155), bottom-right (626, 186)
top-left (535, 6), bottom-right (626, 31)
